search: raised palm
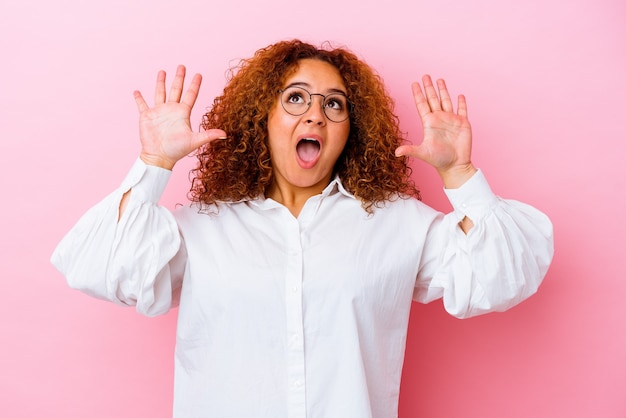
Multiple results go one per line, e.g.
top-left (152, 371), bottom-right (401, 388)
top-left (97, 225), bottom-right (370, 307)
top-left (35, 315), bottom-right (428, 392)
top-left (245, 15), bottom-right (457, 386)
top-left (396, 75), bottom-right (476, 188)
top-left (134, 65), bottom-right (226, 170)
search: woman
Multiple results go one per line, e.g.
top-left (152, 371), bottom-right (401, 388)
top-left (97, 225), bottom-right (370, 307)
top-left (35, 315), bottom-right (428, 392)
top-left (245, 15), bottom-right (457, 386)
top-left (52, 40), bottom-right (553, 417)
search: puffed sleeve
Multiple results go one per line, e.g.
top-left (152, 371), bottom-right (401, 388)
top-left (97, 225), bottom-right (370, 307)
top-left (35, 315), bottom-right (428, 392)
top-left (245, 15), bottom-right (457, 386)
top-left (413, 170), bottom-right (554, 319)
top-left (51, 159), bottom-right (186, 317)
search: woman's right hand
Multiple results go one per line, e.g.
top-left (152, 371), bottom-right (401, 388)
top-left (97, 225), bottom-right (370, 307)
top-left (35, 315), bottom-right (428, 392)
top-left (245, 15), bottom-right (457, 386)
top-left (133, 65), bottom-right (227, 170)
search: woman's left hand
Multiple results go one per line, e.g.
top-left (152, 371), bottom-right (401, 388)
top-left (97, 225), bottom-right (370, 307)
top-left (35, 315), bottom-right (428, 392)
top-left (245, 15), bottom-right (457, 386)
top-left (395, 75), bottom-right (477, 189)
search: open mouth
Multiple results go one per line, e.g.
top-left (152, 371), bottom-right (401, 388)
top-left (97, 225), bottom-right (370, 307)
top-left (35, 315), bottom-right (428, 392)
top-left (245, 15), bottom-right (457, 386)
top-left (296, 138), bottom-right (321, 163)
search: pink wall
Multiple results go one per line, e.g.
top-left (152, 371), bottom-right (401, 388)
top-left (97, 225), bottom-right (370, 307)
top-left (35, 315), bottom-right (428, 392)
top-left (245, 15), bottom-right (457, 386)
top-left (1, 0), bottom-right (624, 416)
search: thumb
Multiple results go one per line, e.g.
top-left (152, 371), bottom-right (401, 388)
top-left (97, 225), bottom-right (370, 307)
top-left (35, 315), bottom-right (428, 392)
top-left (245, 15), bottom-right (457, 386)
top-left (192, 128), bottom-right (228, 148)
top-left (395, 144), bottom-right (429, 161)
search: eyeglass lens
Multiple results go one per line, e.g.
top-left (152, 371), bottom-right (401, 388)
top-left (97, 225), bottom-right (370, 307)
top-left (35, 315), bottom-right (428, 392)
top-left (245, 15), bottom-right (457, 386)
top-left (280, 87), bottom-right (350, 122)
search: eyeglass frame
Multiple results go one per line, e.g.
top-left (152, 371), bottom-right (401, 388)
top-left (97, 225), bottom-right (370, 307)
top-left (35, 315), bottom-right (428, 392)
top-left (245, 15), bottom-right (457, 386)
top-left (277, 86), bottom-right (354, 123)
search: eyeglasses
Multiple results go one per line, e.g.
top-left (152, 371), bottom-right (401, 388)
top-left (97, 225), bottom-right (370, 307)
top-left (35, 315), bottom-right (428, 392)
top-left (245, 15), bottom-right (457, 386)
top-left (278, 86), bottom-right (353, 123)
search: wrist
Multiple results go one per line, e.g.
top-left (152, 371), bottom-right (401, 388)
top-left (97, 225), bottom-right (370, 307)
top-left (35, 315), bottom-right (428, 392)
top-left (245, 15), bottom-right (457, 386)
top-left (439, 163), bottom-right (477, 189)
top-left (139, 153), bottom-right (175, 171)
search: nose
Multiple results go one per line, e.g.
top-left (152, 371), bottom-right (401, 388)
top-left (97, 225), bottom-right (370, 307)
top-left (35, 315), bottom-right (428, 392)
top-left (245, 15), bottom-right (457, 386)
top-left (303, 95), bottom-right (326, 125)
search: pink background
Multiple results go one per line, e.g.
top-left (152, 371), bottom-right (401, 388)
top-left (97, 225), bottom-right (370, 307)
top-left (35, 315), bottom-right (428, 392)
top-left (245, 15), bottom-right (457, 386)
top-left (1, 0), bottom-right (624, 416)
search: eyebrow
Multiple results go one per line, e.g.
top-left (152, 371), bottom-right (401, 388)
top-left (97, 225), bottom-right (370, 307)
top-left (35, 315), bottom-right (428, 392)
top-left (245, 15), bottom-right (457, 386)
top-left (285, 81), bottom-right (348, 96)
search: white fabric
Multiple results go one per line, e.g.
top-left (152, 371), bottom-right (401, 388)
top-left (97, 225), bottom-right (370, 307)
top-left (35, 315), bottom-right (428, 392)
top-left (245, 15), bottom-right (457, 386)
top-left (51, 159), bottom-right (553, 418)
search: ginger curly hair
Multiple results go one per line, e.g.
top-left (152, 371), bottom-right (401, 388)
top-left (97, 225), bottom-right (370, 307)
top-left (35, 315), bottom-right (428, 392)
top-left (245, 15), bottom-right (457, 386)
top-left (191, 39), bottom-right (419, 212)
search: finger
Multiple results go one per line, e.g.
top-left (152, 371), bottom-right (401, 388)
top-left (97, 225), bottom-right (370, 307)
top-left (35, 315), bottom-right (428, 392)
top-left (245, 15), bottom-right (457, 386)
top-left (422, 75), bottom-right (441, 111)
top-left (395, 144), bottom-right (427, 161)
top-left (205, 128), bottom-right (228, 139)
top-left (457, 94), bottom-right (468, 118)
top-left (181, 73), bottom-right (203, 109)
top-left (168, 65), bottom-right (186, 103)
top-left (133, 90), bottom-right (149, 113)
top-left (437, 79), bottom-right (454, 113)
top-left (192, 128), bottom-right (228, 149)
top-left (411, 82), bottom-right (432, 120)
top-left (154, 70), bottom-right (166, 104)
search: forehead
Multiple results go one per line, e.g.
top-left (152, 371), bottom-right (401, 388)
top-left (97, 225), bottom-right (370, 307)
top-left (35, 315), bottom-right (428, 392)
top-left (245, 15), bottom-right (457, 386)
top-left (283, 59), bottom-right (346, 91)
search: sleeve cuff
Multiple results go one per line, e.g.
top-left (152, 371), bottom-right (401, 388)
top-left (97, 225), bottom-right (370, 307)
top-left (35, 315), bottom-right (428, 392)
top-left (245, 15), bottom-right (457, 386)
top-left (443, 169), bottom-right (498, 222)
top-left (120, 158), bottom-right (172, 204)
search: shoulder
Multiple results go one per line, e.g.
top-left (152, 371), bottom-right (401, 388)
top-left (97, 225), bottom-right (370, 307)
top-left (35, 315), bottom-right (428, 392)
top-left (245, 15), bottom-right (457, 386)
top-left (352, 195), bottom-right (442, 238)
top-left (372, 195), bottom-right (439, 218)
top-left (173, 201), bottom-right (226, 227)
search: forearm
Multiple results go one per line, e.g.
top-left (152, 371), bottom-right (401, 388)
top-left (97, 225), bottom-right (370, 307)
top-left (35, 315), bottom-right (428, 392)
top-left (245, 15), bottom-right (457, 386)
top-left (440, 163), bottom-right (478, 234)
top-left (52, 159), bottom-right (184, 316)
top-left (118, 189), bottom-right (131, 221)
top-left (415, 170), bottom-right (554, 318)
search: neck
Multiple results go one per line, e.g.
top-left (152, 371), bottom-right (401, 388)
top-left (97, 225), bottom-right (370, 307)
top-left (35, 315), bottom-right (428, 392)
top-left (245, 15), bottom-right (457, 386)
top-left (265, 177), bottom-right (331, 218)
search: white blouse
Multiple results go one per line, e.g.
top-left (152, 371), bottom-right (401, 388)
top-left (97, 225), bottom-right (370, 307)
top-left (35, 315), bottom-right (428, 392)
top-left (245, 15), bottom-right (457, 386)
top-left (51, 159), bottom-right (553, 418)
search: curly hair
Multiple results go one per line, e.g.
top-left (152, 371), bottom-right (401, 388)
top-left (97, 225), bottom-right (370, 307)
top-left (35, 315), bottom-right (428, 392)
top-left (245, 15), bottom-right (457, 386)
top-left (191, 39), bottom-right (420, 212)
